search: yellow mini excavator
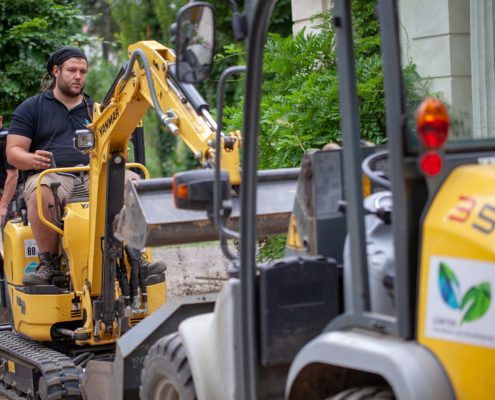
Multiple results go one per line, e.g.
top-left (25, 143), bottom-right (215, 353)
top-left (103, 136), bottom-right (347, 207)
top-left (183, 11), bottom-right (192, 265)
top-left (0, 31), bottom-right (295, 398)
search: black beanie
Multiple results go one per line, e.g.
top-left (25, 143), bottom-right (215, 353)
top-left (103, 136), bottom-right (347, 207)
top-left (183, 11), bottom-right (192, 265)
top-left (46, 46), bottom-right (87, 77)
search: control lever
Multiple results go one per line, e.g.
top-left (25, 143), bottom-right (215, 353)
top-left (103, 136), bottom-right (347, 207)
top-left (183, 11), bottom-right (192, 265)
top-left (48, 152), bottom-right (56, 169)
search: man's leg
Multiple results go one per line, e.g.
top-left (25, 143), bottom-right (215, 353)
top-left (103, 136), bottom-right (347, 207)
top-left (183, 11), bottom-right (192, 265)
top-left (22, 173), bottom-right (73, 286)
top-left (28, 185), bottom-right (58, 255)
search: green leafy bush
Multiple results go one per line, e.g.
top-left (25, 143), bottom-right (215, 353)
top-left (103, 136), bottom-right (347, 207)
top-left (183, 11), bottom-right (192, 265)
top-left (224, 4), bottom-right (389, 171)
top-left (239, 3), bottom-right (430, 261)
top-left (0, 0), bottom-right (88, 122)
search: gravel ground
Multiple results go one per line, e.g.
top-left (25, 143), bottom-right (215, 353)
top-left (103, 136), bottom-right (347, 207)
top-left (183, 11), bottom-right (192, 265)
top-left (152, 242), bottom-right (231, 298)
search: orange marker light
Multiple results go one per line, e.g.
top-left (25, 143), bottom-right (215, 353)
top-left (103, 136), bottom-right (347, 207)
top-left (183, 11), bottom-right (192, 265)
top-left (416, 97), bottom-right (450, 149)
top-left (177, 183), bottom-right (188, 199)
top-left (172, 176), bottom-right (188, 209)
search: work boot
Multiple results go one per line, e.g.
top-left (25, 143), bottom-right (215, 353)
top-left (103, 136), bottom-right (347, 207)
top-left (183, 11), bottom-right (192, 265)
top-left (22, 252), bottom-right (59, 286)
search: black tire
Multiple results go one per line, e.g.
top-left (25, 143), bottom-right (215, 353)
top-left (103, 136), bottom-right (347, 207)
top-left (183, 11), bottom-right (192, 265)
top-left (329, 386), bottom-right (395, 400)
top-left (139, 332), bottom-right (196, 400)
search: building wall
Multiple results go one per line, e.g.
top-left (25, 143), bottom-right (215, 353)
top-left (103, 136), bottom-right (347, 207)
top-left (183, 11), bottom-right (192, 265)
top-left (399, 0), bottom-right (472, 133)
top-left (291, 0), bottom-right (470, 106)
top-left (291, 0), bottom-right (329, 34)
top-left (291, 0), bottom-right (475, 135)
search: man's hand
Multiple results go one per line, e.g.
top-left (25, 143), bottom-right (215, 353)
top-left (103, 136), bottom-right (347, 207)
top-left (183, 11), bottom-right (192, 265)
top-left (0, 204), bottom-right (8, 225)
top-left (32, 150), bottom-right (53, 170)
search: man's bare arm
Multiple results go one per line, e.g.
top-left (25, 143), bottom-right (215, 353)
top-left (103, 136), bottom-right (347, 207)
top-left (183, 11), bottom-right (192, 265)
top-left (7, 134), bottom-right (51, 171)
top-left (0, 168), bottom-right (18, 222)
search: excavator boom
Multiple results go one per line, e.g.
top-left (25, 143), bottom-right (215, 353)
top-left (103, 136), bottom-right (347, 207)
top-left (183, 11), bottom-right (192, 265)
top-left (87, 40), bottom-right (297, 292)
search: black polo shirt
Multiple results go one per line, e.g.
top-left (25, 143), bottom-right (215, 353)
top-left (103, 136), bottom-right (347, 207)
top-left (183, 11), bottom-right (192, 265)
top-left (9, 90), bottom-right (93, 171)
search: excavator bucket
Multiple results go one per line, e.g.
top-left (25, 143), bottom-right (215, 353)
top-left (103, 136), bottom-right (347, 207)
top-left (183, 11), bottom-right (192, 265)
top-left (115, 168), bottom-right (300, 249)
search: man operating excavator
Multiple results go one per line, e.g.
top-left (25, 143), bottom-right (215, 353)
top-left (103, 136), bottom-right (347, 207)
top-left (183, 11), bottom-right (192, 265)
top-left (7, 46), bottom-right (165, 286)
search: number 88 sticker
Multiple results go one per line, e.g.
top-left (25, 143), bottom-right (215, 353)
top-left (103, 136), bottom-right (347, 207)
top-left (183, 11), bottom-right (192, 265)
top-left (24, 239), bottom-right (39, 258)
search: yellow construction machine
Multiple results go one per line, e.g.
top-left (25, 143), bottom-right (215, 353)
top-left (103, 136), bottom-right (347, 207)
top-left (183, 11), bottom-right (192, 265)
top-left (0, 10), bottom-right (296, 397)
top-left (0, 38), bottom-right (221, 398)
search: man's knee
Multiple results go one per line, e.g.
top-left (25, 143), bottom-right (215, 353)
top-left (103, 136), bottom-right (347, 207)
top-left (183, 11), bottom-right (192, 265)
top-left (26, 184), bottom-right (53, 204)
top-left (24, 173), bottom-right (73, 206)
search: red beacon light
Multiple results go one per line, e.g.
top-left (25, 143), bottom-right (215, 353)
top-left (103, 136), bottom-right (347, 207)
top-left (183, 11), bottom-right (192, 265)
top-left (416, 97), bottom-right (450, 149)
top-left (416, 98), bottom-right (450, 176)
top-left (420, 151), bottom-right (442, 176)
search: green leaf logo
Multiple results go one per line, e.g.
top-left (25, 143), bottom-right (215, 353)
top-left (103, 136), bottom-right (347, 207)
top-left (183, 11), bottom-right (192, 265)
top-left (438, 262), bottom-right (461, 309)
top-left (460, 282), bottom-right (491, 324)
top-left (438, 261), bottom-right (492, 324)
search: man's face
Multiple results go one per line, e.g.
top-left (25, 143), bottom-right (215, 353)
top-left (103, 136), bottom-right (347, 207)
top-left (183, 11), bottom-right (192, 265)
top-left (54, 57), bottom-right (88, 97)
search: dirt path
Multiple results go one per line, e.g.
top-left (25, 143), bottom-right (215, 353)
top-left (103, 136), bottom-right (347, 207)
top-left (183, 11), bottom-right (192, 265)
top-left (153, 242), bottom-right (231, 299)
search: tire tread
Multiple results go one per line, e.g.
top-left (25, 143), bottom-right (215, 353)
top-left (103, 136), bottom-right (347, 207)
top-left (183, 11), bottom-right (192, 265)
top-left (140, 332), bottom-right (197, 400)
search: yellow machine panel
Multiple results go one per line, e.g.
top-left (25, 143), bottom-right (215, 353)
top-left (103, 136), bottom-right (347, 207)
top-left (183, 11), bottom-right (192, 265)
top-left (147, 280), bottom-right (166, 314)
top-left (3, 220), bottom-right (39, 286)
top-left (62, 201), bottom-right (90, 292)
top-left (418, 164), bottom-right (495, 399)
top-left (11, 289), bottom-right (82, 341)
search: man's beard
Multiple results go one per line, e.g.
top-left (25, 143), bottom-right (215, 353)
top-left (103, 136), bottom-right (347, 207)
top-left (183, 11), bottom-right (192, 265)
top-left (57, 77), bottom-right (84, 97)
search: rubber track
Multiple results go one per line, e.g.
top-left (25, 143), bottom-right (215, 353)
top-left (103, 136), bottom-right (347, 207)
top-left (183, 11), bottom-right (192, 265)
top-left (0, 331), bottom-right (83, 399)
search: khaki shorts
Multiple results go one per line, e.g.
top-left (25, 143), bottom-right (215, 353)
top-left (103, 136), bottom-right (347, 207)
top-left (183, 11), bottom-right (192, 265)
top-left (24, 169), bottom-right (139, 205)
